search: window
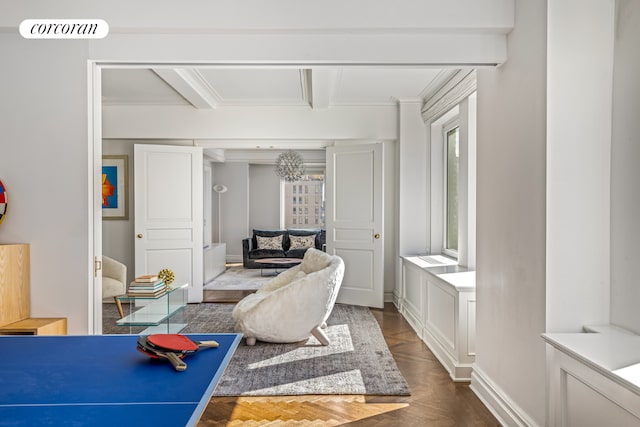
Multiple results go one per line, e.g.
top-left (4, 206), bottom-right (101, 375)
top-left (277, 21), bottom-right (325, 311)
top-left (427, 89), bottom-right (476, 268)
top-left (444, 124), bottom-right (459, 255)
top-left (282, 171), bottom-right (325, 229)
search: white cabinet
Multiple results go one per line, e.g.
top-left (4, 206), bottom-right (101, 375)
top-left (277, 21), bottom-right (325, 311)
top-left (543, 327), bottom-right (640, 427)
top-left (204, 243), bottom-right (226, 283)
top-left (400, 256), bottom-right (476, 381)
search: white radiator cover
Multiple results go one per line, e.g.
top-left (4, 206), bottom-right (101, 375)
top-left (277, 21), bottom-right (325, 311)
top-left (204, 243), bottom-right (226, 284)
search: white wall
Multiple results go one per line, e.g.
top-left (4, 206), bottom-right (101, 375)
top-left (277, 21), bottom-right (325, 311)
top-left (461, 94), bottom-right (477, 269)
top-left (458, 95), bottom-right (477, 269)
top-left (398, 101), bottom-right (429, 255)
top-left (213, 162), bottom-right (250, 262)
top-left (546, 0), bottom-right (615, 333)
top-left (382, 141), bottom-right (397, 299)
top-left (610, 0), bottom-right (640, 334)
top-left (0, 35), bottom-right (90, 334)
top-left (249, 164), bottom-right (281, 231)
top-left (473, 0), bottom-right (548, 425)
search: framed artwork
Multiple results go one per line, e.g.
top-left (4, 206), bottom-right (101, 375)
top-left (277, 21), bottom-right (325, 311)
top-left (102, 155), bottom-right (129, 220)
top-left (0, 179), bottom-right (7, 225)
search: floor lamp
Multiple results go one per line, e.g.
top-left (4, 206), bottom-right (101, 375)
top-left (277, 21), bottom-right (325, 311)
top-left (212, 184), bottom-right (228, 243)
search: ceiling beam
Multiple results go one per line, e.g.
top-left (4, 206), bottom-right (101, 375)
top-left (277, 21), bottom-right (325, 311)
top-left (308, 68), bottom-right (339, 110)
top-left (300, 69), bottom-right (313, 108)
top-left (196, 139), bottom-right (334, 150)
top-left (152, 68), bottom-right (220, 109)
top-left (202, 148), bottom-right (226, 163)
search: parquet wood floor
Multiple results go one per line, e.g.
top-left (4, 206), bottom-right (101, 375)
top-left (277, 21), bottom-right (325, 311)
top-left (198, 303), bottom-right (500, 426)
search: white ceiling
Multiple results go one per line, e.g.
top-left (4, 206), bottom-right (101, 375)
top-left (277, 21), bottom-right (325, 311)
top-left (101, 66), bottom-right (459, 161)
top-left (102, 67), bottom-right (456, 109)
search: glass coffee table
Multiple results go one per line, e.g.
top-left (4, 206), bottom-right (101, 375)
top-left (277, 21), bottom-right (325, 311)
top-left (254, 258), bottom-right (302, 276)
top-left (114, 283), bottom-right (188, 334)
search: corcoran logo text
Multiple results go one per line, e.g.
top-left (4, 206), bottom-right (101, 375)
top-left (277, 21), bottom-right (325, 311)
top-left (20, 19), bottom-right (109, 39)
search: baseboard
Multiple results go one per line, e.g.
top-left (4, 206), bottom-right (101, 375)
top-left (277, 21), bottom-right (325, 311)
top-left (384, 290), bottom-right (395, 303)
top-left (399, 306), bottom-right (423, 340)
top-left (226, 254), bottom-right (243, 263)
top-left (392, 291), bottom-right (401, 308)
top-left (422, 327), bottom-right (472, 382)
top-left (470, 365), bottom-right (539, 427)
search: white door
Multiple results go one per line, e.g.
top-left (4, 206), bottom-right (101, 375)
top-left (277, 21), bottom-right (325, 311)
top-left (326, 143), bottom-right (384, 308)
top-left (134, 145), bottom-right (203, 303)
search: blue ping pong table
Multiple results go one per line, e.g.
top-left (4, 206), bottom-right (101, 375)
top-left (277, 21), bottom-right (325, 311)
top-left (0, 333), bottom-right (242, 427)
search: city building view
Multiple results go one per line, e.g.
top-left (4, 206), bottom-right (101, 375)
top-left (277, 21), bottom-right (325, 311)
top-left (283, 173), bottom-right (325, 229)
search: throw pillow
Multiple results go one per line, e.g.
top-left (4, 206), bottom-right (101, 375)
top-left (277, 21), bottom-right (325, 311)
top-left (256, 235), bottom-right (283, 250)
top-left (289, 234), bottom-right (316, 250)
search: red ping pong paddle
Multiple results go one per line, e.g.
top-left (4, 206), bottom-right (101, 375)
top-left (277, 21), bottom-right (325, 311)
top-left (137, 336), bottom-right (187, 371)
top-left (146, 334), bottom-right (219, 357)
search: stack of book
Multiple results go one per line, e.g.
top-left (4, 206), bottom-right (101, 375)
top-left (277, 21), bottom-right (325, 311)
top-left (127, 274), bottom-right (166, 297)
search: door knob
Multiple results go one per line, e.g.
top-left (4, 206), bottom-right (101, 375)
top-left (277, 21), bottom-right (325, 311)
top-left (374, 233), bottom-right (381, 239)
top-left (137, 233), bottom-right (143, 239)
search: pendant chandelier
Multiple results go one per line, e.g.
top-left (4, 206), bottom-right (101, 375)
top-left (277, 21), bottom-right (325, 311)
top-left (275, 150), bottom-right (305, 182)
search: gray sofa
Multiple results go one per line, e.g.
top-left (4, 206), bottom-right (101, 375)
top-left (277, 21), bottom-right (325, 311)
top-left (242, 228), bottom-right (326, 269)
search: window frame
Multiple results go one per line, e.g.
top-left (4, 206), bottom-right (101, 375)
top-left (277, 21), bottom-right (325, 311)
top-left (442, 116), bottom-right (460, 259)
top-left (280, 168), bottom-right (326, 229)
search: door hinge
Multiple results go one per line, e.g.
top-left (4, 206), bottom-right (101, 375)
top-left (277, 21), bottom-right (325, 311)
top-left (94, 257), bottom-right (102, 278)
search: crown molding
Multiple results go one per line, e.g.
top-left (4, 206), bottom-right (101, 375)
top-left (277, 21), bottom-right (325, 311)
top-left (421, 69), bottom-right (476, 123)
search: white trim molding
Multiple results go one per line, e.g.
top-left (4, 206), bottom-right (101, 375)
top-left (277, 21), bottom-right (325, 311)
top-left (422, 69), bottom-right (477, 123)
top-left (470, 365), bottom-right (540, 427)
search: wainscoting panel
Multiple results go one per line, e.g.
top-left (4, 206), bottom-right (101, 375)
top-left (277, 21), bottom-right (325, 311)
top-left (467, 298), bottom-right (476, 356)
top-left (399, 256), bottom-right (476, 381)
top-left (426, 279), bottom-right (456, 352)
top-left (544, 334), bottom-right (640, 427)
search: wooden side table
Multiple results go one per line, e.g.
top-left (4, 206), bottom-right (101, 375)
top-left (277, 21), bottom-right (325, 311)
top-left (0, 317), bottom-right (67, 335)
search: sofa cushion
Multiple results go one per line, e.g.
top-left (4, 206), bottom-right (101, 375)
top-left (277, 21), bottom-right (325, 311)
top-left (285, 249), bottom-right (308, 259)
top-left (254, 229), bottom-right (286, 238)
top-left (256, 235), bottom-right (283, 250)
top-left (249, 249), bottom-right (287, 259)
top-left (252, 229), bottom-right (286, 249)
top-left (289, 234), bottom-right (316, 250)
top-left (287, 229), bottom-right (322, 249)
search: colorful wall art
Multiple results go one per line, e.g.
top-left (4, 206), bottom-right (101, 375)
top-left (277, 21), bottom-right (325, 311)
top-left (102, 155), bottom-right (128, 220)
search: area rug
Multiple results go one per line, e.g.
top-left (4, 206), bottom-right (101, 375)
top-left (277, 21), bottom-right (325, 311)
top-left (102, 303), bottom-right (410, 396)
top-left (203, 267), bottom-right (271, 291)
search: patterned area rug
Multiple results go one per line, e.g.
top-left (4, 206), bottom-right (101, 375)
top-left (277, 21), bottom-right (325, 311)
top-left (102, 303), bottom-right (410, 396)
